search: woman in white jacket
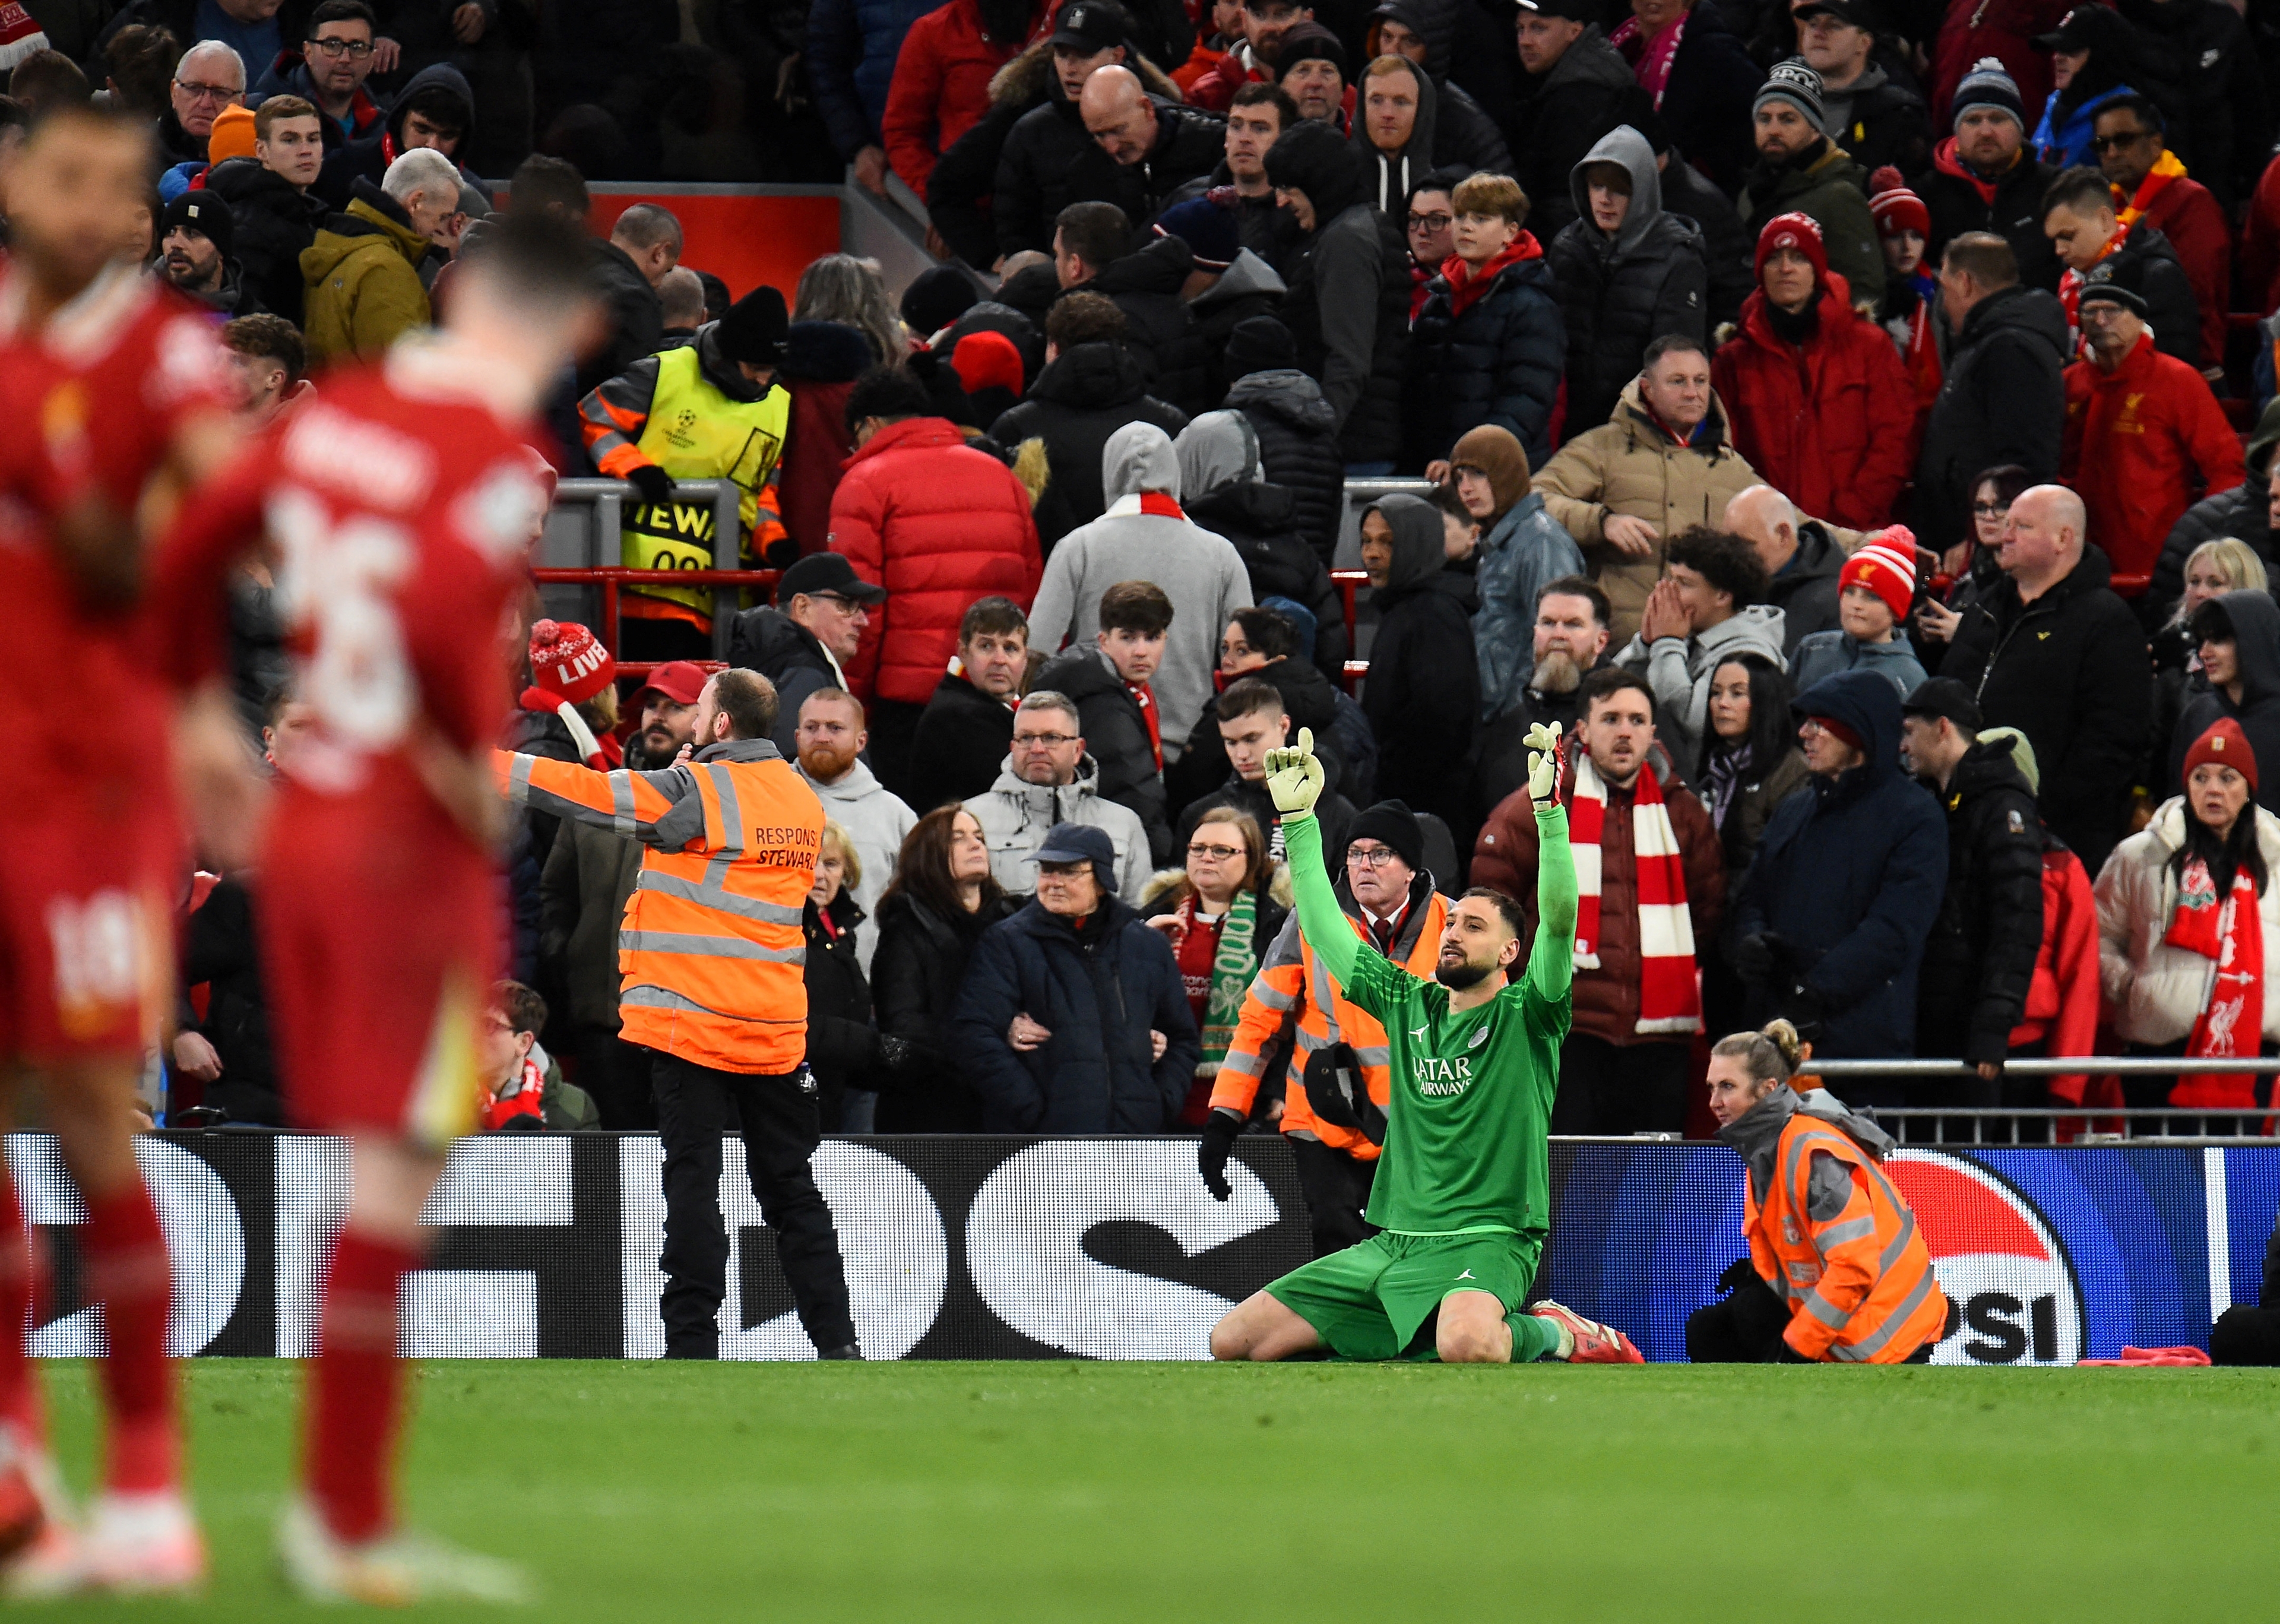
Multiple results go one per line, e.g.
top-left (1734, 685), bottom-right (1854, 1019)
top-left (2095, 717), bottom-right (2280, 1129)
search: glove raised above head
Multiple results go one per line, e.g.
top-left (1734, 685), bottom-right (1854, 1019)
top-left (1524, 721), bottom-right (1563, 806)
top-left (1264, 725), bottom-right (1325, 817)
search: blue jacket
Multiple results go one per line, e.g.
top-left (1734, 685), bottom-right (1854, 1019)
top-left (806, 0), bottom-right (943, 158)
top-left (1473, 491), bottom-right (1585, 723)
top-left (1787, 631), bottom-right (1927, 705)
top-left (2035, 83), bottom-right (2135, 171)
top-left (1411, 251), bottom-right (1566, 471)
top-left (1730, 669), bottom-right (1948, 1059)
top-left (953, 895), bottom-right (1201, 1132)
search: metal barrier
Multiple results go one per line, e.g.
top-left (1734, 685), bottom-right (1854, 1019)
top-left (533, 478), bottom-right (775, 667)
top-left (1810, 1056), bottom-right (2278, 1145)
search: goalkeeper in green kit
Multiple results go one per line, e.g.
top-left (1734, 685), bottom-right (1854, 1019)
top-left (1208, 724), bottom-right (1645, 1365)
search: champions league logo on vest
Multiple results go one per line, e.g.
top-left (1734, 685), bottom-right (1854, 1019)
top-left (1886, 1152), bottom-right (2086, 1366)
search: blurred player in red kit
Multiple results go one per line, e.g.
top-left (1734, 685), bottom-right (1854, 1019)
top-left (155, 211), bottom-right (600, 1604)
top-left (0, 106), bottom-right (241, 1595)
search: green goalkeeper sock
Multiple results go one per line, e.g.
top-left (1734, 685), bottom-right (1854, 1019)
top-left (1506, 1310), bottom-right (1565, 1363)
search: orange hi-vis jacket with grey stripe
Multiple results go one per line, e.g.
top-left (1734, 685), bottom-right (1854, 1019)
top-left (1725, 1085), bottom-right (1948, 1364)
top-left (1208, 873), bottom-right (1450, 1158)
top-left (499, 737), bottom-right (824, 1074)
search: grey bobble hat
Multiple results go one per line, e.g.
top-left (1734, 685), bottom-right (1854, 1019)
top-left (1951, 56), bottom-right (2024, 131)
top-left (1755, 59), bottom-right (1825, 128)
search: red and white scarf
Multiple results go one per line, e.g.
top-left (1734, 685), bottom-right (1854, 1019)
top-left (1610, 9), bottom-right (1689, 109)
top-left (2164, 854), bottom-right (2264, 1109)
top-left (1570, 749), bottom-right (1701, 1034)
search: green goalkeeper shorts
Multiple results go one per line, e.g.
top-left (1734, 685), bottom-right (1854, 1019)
top-left (1265, 1230), bottom-right (1544, 1362)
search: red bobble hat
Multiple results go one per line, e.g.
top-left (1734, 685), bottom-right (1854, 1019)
top-left (1839, 528), bottom-right (1918, 624)
top-left (951, 329), bottom-right (1025, 398)
top-left (2183, 717), bottom-right (2259, 796)
top-left (527, 619), bottom-right (615, 706)
top-left (1754, 211), bottom-right (1828, 283)
top-left (1867, 165), bottom-right (1930, 240)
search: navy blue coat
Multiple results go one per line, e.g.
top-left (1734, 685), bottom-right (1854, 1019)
top-left (1410, 250), bottom-right (1565, 471)
top-left (1729, 669), bottom-right (1948, 1062)
top-left (806, 0), bottom-right (943, 157)
top-left (954, 895), bottom-right (1201, 1132)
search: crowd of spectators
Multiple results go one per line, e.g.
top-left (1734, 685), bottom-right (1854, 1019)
top-left (149, 0), bottom-right (2280, 1148)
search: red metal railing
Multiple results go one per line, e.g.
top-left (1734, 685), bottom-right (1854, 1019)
top-left (529, 566), bottom-right (780, 678)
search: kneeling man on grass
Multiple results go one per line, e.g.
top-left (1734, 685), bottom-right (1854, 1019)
top-left (1210, 724), bottom-right (1643, 1365)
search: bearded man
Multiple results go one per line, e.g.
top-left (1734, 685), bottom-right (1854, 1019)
top-left (793, 686), bottom-right (917, 968)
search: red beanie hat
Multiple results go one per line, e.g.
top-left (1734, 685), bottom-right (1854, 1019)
top-left (1754, 211), bottom-right (1828, 283)
top-left (1839, 528), bottom-right (1918, 625)
top-left (1867, 165), bottom-right (1930, 240)
top-left (2183, 717), bottom-right (2259, 796)
top-left (951, 330), bottom-right (1025, 398)
top-left (527, 619), bottom-right (615, 706)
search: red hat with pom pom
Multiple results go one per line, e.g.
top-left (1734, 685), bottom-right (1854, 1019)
top-left (1868, 165), bottom-right (1930, 240)
top-left (527, 619), bottom-right (615, 706)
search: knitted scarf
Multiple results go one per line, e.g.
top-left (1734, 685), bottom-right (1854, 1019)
top-left (2115, 149), bottom-right (2188, 232)
top-left (2164, 854), bottom-right (2263, 1109)
top-left (2056, 227), bottom-right (2126, 350)
top-left (1611, 8), bottom-right (1689, 108)
top-left (1183, 887), bottom-right (1261, 1075)
top-left (1570, 751), bottom-right (1701, 1034)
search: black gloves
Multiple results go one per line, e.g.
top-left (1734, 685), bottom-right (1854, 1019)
top-left (1303, 1046), bottom-right (1386, 1145)
top-left (1775, 1338), bottom-right (1814, 1365)
top-left (1198, 1109), bottom-right (1242, 1202)
top-left (625, 464), bottom-right (676, 508)
top-left (1775, 987), bottom-right (1826, 1046)
top-left (1730, 932), bottom-right (1787, 988)
top-left (876, 1034), bottom-right (915, 1072)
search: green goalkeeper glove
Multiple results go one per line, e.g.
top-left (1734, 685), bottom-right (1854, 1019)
top-left (1264, 725), bottom-right (1325, 818)
top-left (1525, 721), bottom-right (1563, 806)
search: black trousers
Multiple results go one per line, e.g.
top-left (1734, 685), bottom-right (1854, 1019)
top-left (1552, 1035), bottom-right (1690, 1137)
top-left (1289, 1136), bottom-right (1378, 1259)
top-left (651, 1051), bottom-right (857, 1359)
top-left (2211, 1305), bottom-right (2280, 1366)
top-left (572, 1025), bottom-right (659, 1131)
top-left (1687, 1275), bottom-right (1935, 1363)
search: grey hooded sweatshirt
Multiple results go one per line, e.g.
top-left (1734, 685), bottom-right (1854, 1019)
top-left (1026, 422), bottom-right (1255, 754)
top-left (1615, 600), bottom-right (1790, 768)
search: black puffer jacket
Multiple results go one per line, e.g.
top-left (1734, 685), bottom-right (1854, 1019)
top-left (1188, 248), bottom-right (1287, 404)
top-left (870, 889), bottom-right (1020, 1132)
top-left (1224, 368), bottom-right (1343, 562)
top-left (1937, 545), bottom-right (2151, 875)
top-left (1168, 650), bottom-right (1343, 813)
top-left (1266, 120), bottom-right (1408, 465)
top-left (1513, 27), bottom-right (1652, 243)
top-left (990, 341), bottom-right (1189, 549)
top-left (1659, 144), bottom-right (1755, 330)
top-left (1360, 493), bottom-right (1477, 833)
top-left (1185, 479), bottom-right (1346, 668)
top-left (1410, 247), bottom-right (1565, 473)
top-left (1915, 733), bottom-right (2047, 1066)
top-left (803, 890), bottom-right (882, 1129)
top-left (1911, 283), bottom-right (2069, 551)
top-left (1089, 234), bottom-right (1217, 417)
top-left (201, 157), bottom-right (329, 327)
top-left (1547, 125), bottom-right (1709, 438)
top-left (2112, 0), bottom-right (2267, 210)
top-left (2151, 410), bottom-right (2280, 607)
top-left (993, 87), bottom-right (1223, 257)
top-left (1036, 644), bottom-right (1176, 865)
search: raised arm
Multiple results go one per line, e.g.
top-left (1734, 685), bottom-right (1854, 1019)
top-left (1520, 721), bottom-right (1575, 1005)
top-left (1264, 728), bottom-right (1361, 989)
top-left (496, 751), bottom-right (707, 853)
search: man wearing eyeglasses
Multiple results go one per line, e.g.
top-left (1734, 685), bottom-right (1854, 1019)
top-left (968, 691), bottom-right (1154, 903)
top-left (2091, 94), bottom-right (2229, 378)
top-left (253, 0), bottom-right (391, 151)
top-left (727, 552), bottom-right (885, 759)
top-left (160, 40), bottom-right (245, 165)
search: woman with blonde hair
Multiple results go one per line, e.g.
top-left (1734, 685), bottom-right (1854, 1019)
top-left (802, 819), bottom-right (894, 1131)
top-left (1142, 806), bottom-right (1290, 1125)
top-left (1686, 1020), bottom-right (1948, 1365)
top-left (793, 254), bottom-right (904, 365)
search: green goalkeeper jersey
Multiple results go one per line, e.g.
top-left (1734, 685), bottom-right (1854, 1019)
top-left (1282, 810), bottom-right (1576, 1239)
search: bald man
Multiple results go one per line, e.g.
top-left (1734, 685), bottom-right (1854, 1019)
top-left (1937, 483), bottom-right (2149, 872)
top-left (1725, 485), bottom-right (1846, 654)
top-left (993, 52), bottom-right (1224, 257)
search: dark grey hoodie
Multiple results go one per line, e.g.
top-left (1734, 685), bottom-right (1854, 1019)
top-left (1350, 57), bottom-right (1438, 217)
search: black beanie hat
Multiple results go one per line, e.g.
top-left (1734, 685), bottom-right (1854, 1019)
top-left (900, 265), bottom-right (979, 339)
top-left (717, 284), bottom-right (789, 366)
top-left (1224, 314), bottom-right (1296, 378)
top-left (162, 191), bottom-right (233, 259)
top-left (1346, 799), bottom-right (1424, 872)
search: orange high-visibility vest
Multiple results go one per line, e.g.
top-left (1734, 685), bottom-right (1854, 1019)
top-left (1209, 884), bottom-right (1451, 1158)
top-left (501, 739), bottom-right (822, 1074)
top-left (1746, 1113), bottom-right (1948, 1364)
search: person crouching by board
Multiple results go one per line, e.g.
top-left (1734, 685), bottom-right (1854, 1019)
top-left (1687, 1020), bottom-right (1949, 1365)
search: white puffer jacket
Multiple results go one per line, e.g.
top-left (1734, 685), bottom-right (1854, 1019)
top-left (2094, 797), bottom-right (2280, 1046)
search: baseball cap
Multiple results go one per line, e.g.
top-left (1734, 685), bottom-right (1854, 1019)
top-left (1052, 0), bottom-right (1130, 53)
top-left (777, 551), bottom-right (887, 605)
top-left (1514, 0), bottom-right (1595, 18)
top-left (1030, 822), bottom-right (1120, 890)
top-left (2033, 6), bottom-right (2123, 53)
top-left (1792, 0), bottom-right (1879, 29)
top-left (1901, 677), bottom-right (1981, 732)
top-left (634, 660), bottom-right (709, 707)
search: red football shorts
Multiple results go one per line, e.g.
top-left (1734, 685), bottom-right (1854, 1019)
top-left (0, 768), bottom-right (178, 1065)
top-left (259, 809), bottom-right (499, 1144)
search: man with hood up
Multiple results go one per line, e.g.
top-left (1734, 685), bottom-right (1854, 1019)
top-left (1174, 410), bottom-right (1345, 670)
top-left (314, 61), bottom-right (488, 210)
top-left (1544, 124), bottom-right (1708, 438)
top-left (1030, 421), bottom-right (1254, 753)
top-left (1358, 1), bottom-right (1510, 174)
top-left (1357, 492), bottom-right (1478, 835)
top-left (1264, 118), bottom-right (1408, 471)
top-left (1727, 668), bottom-right (1948, 1084)
top-left (1512, 0), bottom-right (1653, 242)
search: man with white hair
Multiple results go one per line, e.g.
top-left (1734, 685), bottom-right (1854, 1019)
top-left (1725, 484), bottom-right (1847, 654)
top-left (164, 40), bottom-right (245, 162)
top-left (1937, 484), bottom-right (2150, 872)
top-left (299, 146), bottom-right (457, 364)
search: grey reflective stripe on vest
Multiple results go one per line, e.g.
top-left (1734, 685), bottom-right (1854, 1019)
top-left (620, 930), bottom-right (806, 964)
top-left (1828, 1265), bottom-right (1938, 1363)
top-left (1353, 1045), bottom-right (1390, 1066)
top-left (610, 770), bottom-right (638, 835)
top-left (509, 753), bottom-right (536, 802)
top-left (620, 984), bottom-right (736, 1020)
top-left (1799, 1288), bottom-right (1850, 1331)
top-left (1251, 982), bottom-right (1299, 1013)
top-left (1817, 1215), bottom-right (1876, 1249)
top-left (702, 764), bottom-right (745, 853)
top-left (1877, 1209), bottom-right (1919, 1276)
top-left (1219, 1046), bottom-right (1267, 1078)
top-left (1308, 952), bottom-right (1343, 1043)
top-left (636, 870), bottom-right (805, 925)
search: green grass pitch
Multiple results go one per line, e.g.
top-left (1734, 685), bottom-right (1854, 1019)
top-left (27, 1357), bottom-right (2280, 1620)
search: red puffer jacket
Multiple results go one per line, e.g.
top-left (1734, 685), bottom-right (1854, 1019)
top-left (1711, 277), bottom-right (1918, 530)
top-left (832, 416), bottom-right (1042, 704)
top-left (881, 0), bottom-right (1040, 195)
top-left (2060, 332), bottom-right (2244, 584)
